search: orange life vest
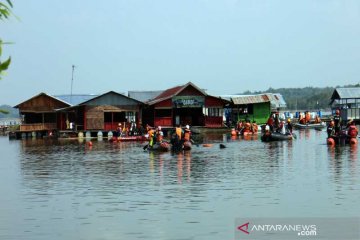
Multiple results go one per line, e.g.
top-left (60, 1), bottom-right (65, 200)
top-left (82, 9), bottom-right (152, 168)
top-left (175, 127), bottom-right (182, 139)
top-left (184, 130), bottom-right (191, 141)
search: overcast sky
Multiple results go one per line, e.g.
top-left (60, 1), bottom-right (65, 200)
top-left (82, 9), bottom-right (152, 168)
top-left (1, 0), bottom-right (360, 105)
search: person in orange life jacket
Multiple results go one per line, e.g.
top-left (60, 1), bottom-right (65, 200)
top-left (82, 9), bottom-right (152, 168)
top-left (146, 124), bottom-right (155, 147)
top-left (305, 111), bottom-right (311, 123)
top-left (333, 109), bottom-right (342, 135)
top-left (155, 126), bottom-right (164, 143)
top-left (314, 115), bottom-right (321, 124)
top-left (266, 115), bottom-right (274, 131)
top-left (183, 125), bottom-right (191, 141)
top-left (251, 121), bottom-right (258, 133)
top-left (327, 121), bottom-right (335, 138)
top-left (347, 119), bottom-right (358, 138)
top-left (175, 124), bottom-right (183, 140)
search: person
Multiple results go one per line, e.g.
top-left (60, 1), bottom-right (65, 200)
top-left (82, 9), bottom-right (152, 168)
top-left (116, 123), bottom-right (122, 137)
top-left (146, 124), bottom-right (155, 148)
top-left (314, 115), bottom-right (321, 124)
top-left (333, 109), bottom-right (342, 135)
top-left (266, 115), bottom-right (274, 131)
top-left (183, 125), bottom-right (191, 142)
top-left (347, 120), bottom-right (358, 138)
top-left (251, 121), bottom-right (258, 134)
top-left (175, 124), bottom-right (183, 141)
top-left (274, 112), bottom-right (280, 130)
top-left (286, 118), bottom-right (293, 134)
top-left (305, 111), bottom-right (311, 124)
top-left (327, 121), bottom-right (335, 138)
top-left (155, 126), bottom-right (164, 143)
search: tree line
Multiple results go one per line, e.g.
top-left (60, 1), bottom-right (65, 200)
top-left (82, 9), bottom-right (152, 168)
top-left (241, 84), bottom-right (360, 111)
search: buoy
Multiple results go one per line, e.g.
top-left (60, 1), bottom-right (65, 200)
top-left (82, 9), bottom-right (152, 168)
top-left (203, 144), bottom-right (213, 147)
top-left (231, 129), bottom-right (237, 136)
top-left (88, 141), bottom-right (93, 146)
top-left (350, 138), bottom-right (357, 145)
top-left (327, 138), bottom-right (335, 146)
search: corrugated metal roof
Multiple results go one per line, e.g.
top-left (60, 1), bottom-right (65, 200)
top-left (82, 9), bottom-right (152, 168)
top-left (333, 88), bottom-right (360, 99)
top-left (55, 94), bottom-right (99, 106)
top-left (128, 90), bottom-right (164, 103)
top-left (231, 94), bottom-right (270, 105)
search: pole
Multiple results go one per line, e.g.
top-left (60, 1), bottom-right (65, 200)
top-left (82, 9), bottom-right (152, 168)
top-left (70, 65), bottom-right (75, 104)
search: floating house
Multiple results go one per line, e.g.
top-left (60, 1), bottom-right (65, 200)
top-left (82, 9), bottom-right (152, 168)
top-left (57, 91), bottom-right (144, 132)
top-left (14, 93), bottom-right (71, 133)
top-left (220, 93), bottom-right (287, 124)
top-left (144, 82), bottom-right (228, 128)
top-left (330, 87), bottom-right (360, 121)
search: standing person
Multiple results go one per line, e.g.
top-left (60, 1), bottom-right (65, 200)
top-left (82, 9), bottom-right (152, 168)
top-left (183, 125), bottom-right (191, 142)
top-left (155, 126), bottom-right (164, 143)
top-left (286, 118), bottom-right (293, 134)
top-left (116, 123), bottom-right (122, 137)
top-left (146, 124), bottom-right (155, 148)
top-left (327, 121), bottom-right (335, 138)
top-left (333, 109), bottom-right (342, 135)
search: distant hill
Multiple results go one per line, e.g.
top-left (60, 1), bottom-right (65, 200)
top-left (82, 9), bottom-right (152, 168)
top-left (241, 84), bottom-right (360, 110)
top-left (0, 105), bottom-right (19, 118)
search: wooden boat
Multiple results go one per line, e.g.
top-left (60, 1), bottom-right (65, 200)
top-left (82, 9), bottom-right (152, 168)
top-left (261, 132), bottom-right (293, 142)
top-left (293, 122), bottom-right (326, 129)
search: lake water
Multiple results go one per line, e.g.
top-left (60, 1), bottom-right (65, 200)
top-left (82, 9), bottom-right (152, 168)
top-left (0, 130), bottom-right (359, 240)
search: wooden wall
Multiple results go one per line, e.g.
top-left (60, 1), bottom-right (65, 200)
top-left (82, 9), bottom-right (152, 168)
top-left (17, 94), bottom-right (69, 113)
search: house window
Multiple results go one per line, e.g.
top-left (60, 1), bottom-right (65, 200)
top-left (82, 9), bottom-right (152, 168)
top-left (207, 108), bottom-right (223, 117)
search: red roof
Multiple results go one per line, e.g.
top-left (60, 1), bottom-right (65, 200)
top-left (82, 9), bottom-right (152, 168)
top-left (153, 85), bottom-right (183, 100)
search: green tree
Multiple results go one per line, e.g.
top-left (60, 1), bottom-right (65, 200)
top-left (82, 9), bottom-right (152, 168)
top-left (0, 0), bottom-right (12, 79)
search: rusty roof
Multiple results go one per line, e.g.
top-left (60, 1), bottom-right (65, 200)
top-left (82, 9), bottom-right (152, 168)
top-left (231, 94), bottom-right (270, 105)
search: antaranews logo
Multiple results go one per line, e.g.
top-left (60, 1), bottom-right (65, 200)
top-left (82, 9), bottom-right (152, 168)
top-left (237, 221), bottom-right (317, 237)
top-left (237, 222), bottom-right (250, 234)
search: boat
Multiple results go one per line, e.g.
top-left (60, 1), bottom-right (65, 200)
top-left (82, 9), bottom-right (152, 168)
top-left (327, 131), bottom-right (358, 146)
top-left (183, 141), bottom-right (192, 150)
top-left (109, 136), bottom-right (147, 142)
top-left (261, 132), bottom-right (293, 142)
top-left (293, 122), bottom-right (326, 129)
top-left (148, 141), bottom-right (171, 152)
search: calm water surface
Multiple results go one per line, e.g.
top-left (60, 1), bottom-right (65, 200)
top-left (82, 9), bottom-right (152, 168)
top-left (0, 130), bottom-right (359, 240)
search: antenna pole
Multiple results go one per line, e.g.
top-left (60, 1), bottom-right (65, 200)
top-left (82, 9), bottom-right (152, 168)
top-left (70, 65), bottom-right (75, 104)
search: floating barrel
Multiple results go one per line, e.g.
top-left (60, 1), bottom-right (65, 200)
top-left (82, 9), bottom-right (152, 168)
top-left (78, 131), bottom-right (84, 138)
top-left (350, 138), bottom-right (357, 145)
top-left (327, 138), bottom-right (335, 145)
top-left (108, 131), bottom-right (113, 139)
top-left (231, 129), bottom-right (237, 136)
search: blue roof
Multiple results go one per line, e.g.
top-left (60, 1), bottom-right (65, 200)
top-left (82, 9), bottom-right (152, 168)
top-left (55, 94), bottom-right (99, 106)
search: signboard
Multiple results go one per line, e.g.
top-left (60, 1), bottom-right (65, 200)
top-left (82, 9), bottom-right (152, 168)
top-left (172, 96), bottom-right (205, 108)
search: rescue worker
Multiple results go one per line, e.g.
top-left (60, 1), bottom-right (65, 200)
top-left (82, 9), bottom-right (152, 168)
top-left (116, 123), bottom-right (122, 137)
top-left (333, 109), bottom-right (342, 135)
top-left (146, 124), bottom-right (155, 148)
top-left (327, 121), bottom-right (335, 138)
top-left (183, 125), bottom-right (191, 142)
top-left (251, 121), bottom-right (258, 134)
top-left (155, 126), bottom-right (164, 143)
top-left (286, 118), bottom-right (293, 134)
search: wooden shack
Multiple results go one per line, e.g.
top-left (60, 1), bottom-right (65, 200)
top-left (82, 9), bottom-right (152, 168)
top-left (57, 91), bottom-right (143, 131)
top-left (14, 93), bottom-right (70, 132)
top-left (330, 87), bottom-right (360, 121)
top-left (145, 82), bottom-right (227, 127)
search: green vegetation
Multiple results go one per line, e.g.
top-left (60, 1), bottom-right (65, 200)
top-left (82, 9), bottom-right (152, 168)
top-left (0, 105), bottom-right (18, 118)
top-left (0, 0), bottom-right (12, 79)
top-left (242, 84), bottom-right (360, 110)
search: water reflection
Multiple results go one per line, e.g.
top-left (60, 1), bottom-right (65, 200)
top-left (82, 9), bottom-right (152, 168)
top-left (1, 130), bottom-right (359, 240)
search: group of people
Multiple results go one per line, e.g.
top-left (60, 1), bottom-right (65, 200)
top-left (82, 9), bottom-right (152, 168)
top-left (116, 121), bottom-right (143, 137)
top-left (326, 109), bottom-right (358, 139)
top-left (234, 119), bottom-right (258, 135)
top-left (298, 111), bottom-right (321, 124)
top-left (145, 124), bottom-right (192, 151)
top-left (265, 112), bottom-right (293, 135)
